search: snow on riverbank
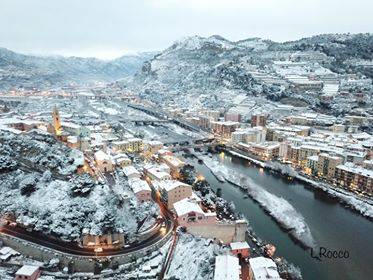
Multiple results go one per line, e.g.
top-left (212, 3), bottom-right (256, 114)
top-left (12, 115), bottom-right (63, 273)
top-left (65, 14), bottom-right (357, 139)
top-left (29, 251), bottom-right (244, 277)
top-left (229, 149), bottom-right (373, 220)
top-left (229, 150), bottom-right (266, 168)
top-left (198, 156), bottom-right (226, 182)
top-left (201, 156), bottom-right (317, 249)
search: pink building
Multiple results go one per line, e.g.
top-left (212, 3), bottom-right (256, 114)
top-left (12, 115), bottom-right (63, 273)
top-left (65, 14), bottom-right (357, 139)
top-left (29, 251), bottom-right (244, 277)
top-left (155, 180), bottom-right (193, 209)
top-left (129, 178), bottom-right (152, 202)
top-left (15, 265), bottom-right (41, 280)
top-left (225, 113), bottom-right (242, 123)
top-left (230, 241), bottom-right (250, 258)
top-left (174, 198), bottom-right (216, 227)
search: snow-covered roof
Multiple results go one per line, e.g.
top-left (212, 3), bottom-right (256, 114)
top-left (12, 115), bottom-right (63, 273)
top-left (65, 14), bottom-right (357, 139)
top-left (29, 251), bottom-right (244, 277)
top-left (230, 241), bottom-right (250, 250)
top-left (214, 255), bottom-right (240, 280)
top-left (157, 180), bottom-right (191, 192)
top-left (146, 140), bottom-right (163, 146)
top-left (210, 120), bottom-right (240, 126)
top-left (122, 166), bottom-right (141, 177)
top-left (249, 257), bottom-right (281, 280)
top-left (113, 153), bottom-right (130, 160)
top-left (162, 155), bottom-right (185, 168)
top-left (0, 125), bottom-right (22, 134)
top-left (0, 247), bottom-right (19, 256)
top-left (174, 198), bottom-right (204, 216)
top-left (129, 179), bottom-right (151, 194)
top-left (61, 121), bottom-right (81, 129)
top-left (67, 135), bottom-right (78, 143)
top-left (337, 163), bottom-right (373, 178)
top-left (94, 150), bottom-right (111, 161)
top-left (16, 265), bottom-right (39, 276)
top-left (128, 137), bottom-right (142, 141)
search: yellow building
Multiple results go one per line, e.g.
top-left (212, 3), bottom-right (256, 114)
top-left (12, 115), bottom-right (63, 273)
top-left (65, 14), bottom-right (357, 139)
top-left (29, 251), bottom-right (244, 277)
top-left (52, 106), bottom-right (62, 135)
top-left (317, 153), bottom-right (343, 180)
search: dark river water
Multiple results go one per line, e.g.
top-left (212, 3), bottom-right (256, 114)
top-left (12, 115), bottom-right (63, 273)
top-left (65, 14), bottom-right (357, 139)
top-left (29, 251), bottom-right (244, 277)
top-left (186, 152), bottom-right (373, 280)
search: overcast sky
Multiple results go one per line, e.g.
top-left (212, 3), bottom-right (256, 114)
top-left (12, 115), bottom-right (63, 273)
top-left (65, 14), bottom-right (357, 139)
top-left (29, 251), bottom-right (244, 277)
top-left (0, 0), bottom-right (372, 59)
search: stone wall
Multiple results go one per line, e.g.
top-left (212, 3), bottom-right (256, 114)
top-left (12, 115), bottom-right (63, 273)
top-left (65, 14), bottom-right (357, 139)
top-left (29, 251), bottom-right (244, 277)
top-left (187, 219), bottom-right (246, 244)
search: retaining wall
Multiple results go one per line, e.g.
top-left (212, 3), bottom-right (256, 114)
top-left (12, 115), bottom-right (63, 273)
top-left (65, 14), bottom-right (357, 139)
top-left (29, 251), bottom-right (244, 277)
top-left (0, 228), bottom-right (172, 272)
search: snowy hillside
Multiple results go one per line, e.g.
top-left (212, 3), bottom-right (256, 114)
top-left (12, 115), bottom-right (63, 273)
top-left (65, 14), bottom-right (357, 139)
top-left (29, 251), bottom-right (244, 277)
top-left (0, 48), bottom-right (156, 90)
top-left (0, 131), bottom-right (159, 242)
top-left (122, 33), bottom-right (373, 112)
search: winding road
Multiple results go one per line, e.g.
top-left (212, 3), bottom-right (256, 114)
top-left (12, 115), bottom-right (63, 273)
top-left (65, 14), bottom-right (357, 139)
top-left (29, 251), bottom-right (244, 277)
top-left (0, 216), bottom-right (173, 257)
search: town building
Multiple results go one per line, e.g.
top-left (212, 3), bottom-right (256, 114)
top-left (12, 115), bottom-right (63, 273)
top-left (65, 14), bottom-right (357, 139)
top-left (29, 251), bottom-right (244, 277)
top-left (195, 115), bottom-right (213, 130)
top-left (336, 163), bottom-right (373, 195)
top-left (94, 150), bottom-right (114, 172)
top-left (174, 197), bottom-right (216, 227)
top-left (160, 155), bottom-right (185, 178)
top-left (144, 164), bottom-right (172, 181)
top-left (61, 121), bottom-right (90, 138)
top-left (238, 142), bottom-right (280, 161)
top-left (15, 265), bottom-right (41, 280)
top-left (230, 241), bottom-right (250, 258)
top-left (251, 113), bottom-right (267, 127)
top-left (249, 257), bottom-right (282, 280)
top-left (266, 124), bottom-right (310, 141)
top-left (144, 140), bottom-right (163, 154)
top-left (81, 233), bottom-right (125, 249)
top-left (113, 153), bottom-right (132, 167)
top-left (231, 127), bottom-right (266, 144)
top-left (225, 112), bottom-right (242, 123)
top-left (52, 106), bottom-right (62, 135)
top-left (122, 166), bottom-right (141, 180)
top-left (346, 115), bottom-right (368, 126)
top-left (112, 137), bottom-right (143, 153)
top-left (129, 178), bottom-right (152, 202)
top-left (317, 153), bottom-right (343, 179)
top-left (67, 135), bottom-right (79, 149)
top-left (210, 121), bottom-right (240, 138)
top-left (331, 124), bottom-right (345, 134)
top-left (155, 180), bottom-right (193, 209)
top-left (0, 246), bottom-right (20, 262)
top-left (279, 142), bottom-right (291, 161)
top-left (306, 155), bottom-right (319, 175)
top-left (203, 109), bottom-right (221, 121)
top-left (363, 159), bottom-right (373, 170)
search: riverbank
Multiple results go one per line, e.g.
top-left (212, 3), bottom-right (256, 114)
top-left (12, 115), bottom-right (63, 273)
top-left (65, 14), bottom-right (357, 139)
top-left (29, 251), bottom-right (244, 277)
top-left (227, 149), bottom-right (373, 221)
top-left (199, 155), bottom-right (317, 250)
top-left (188, 150), bottom-right (373, 280)
top-left (180, 153), bottom-right (303, 279)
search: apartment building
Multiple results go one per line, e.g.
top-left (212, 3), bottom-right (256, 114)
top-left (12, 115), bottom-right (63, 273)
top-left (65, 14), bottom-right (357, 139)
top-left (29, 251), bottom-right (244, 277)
top-left (336, 163), bottom-right (373, 195)
top-left (317, 153), bottom-right (344, 179)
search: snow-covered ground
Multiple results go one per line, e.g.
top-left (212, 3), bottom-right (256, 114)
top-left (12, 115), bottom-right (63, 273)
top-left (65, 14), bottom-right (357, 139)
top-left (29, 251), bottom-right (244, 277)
top-left (201, 156), bottom-right (317, 249)
top-left (0, 131), bottom-right (159, 242)
top-left (0, 266), bottom-right (13, 280)
top-left (166, 233), bottom-right (228, 280)
top-left (165, 123), bottom-right (206, 139)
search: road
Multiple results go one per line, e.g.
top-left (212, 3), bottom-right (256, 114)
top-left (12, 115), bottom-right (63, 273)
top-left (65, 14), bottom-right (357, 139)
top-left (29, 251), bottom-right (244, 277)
top-left (0, 215), bottom-right (173, 257)
top-left (0, 170), bottom-right (174, 257)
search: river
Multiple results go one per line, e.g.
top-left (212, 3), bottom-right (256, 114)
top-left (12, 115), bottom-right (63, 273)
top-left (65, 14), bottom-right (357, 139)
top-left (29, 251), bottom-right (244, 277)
top-left (185, 152), bottom-right (373, 280)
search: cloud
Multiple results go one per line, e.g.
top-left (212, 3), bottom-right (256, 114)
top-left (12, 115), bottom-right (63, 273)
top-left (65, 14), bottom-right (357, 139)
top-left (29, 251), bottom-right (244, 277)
top-left (0, 0), bottom-right (372, 57)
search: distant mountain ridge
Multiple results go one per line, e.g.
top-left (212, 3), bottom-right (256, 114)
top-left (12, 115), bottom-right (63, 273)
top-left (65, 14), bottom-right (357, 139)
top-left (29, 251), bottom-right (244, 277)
top-left (0, 48), bottom-right (156, 90)
top-left (120, 33), bottom-right (372, 108)
top-left (1, 33), bottom-right (372, 96)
